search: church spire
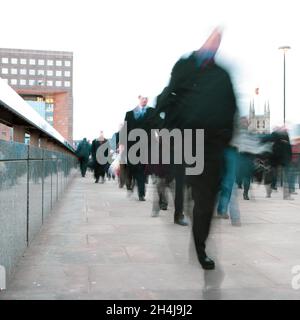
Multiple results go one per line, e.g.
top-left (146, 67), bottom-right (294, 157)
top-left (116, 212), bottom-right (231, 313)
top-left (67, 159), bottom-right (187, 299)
top-left (264, 101), bottom-right (267, 115)
top-left (252, 100), bottom-right (255, 116)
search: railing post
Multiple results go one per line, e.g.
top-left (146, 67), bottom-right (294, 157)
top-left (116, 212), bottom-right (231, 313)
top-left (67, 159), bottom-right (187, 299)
top-left (39, 137), bottom-right (47, 149)
top-left (40, 137), bottom-right (55, 151)
top-left (13, 125), bottom-right (26, 143)
top-left (29, 130), bottom-right (40, 147)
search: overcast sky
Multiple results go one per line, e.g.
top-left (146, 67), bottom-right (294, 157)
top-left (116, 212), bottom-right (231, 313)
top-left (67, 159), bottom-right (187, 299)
top-left (2, 0), bottom-right (300, 140)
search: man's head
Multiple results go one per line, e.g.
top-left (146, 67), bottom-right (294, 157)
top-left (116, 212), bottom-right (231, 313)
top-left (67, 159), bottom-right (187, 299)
top-left (138, 95), bottom-right (148, 108)
top-left (195, 27), bottom-right (223, 65)
top-left (198, 27), bottom-right (222, 53)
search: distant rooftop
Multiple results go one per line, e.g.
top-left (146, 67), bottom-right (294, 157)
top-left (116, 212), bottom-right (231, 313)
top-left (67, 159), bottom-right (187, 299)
top-left (0, 48), bottom-right (73, 56)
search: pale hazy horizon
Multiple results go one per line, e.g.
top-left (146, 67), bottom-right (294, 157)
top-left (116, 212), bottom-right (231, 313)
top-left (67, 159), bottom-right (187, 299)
top-left (1, 0), bottom-right (300, 141)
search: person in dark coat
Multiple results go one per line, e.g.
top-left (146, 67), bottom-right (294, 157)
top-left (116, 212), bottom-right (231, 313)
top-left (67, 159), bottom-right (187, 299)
top-left (261, 127), bottom-right (293, 199)
top-left (91, 131), bottom-right (110, 183)
top-left (76, 138), bottom-right (91, 177)
top-left (152, 28), bottom-right (237, 269)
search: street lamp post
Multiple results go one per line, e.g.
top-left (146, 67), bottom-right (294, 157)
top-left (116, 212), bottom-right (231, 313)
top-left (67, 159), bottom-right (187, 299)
top-left (278, 46), bottom-right (291, 126)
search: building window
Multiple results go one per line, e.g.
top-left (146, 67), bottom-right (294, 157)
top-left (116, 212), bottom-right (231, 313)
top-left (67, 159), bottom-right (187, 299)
top-left (47, 60), bottom-right (53, 66)
top-left (1, 68), bottom-right (8, 74)
top-left (11, 68), bottom-right (18, 75)
top-left (38, 59), bottom-right (44, 65)
top-left (29, 69), bottom-right (36, 75)
top-left (47, 70), bottom-right (53, 76)
top-left (29, 79), bottom-right (36, 86)
top-left (46, 80), bottom-right (53, 86)
top-left (64, 60), bottom-right (71, 67)
top-left (46, 97), bottom-right (54, 103)
top-left (55, 80), bottom-right (62, 87)
top-left (56, 70), bottom-right (62, 77)
top-left (37, 80), bottom-right (44, 86)
top-left (20, 79), bottom-right (27, 85)
top-left (257, 121), bottom-right (260, 129)
top-left (64, 81), bottom-right (71, 87)
top-left (20, 58), bottom-right (27, 65)
top-left (29, 59), bottom-right (36, 65)
top-left (56, 60), bottom-right (62, 66)
top-left (46, 104), bottom-right (53, 112)
top-left (11, 58), bottom-right (18, 64)
top-left (64, 71), bottom-right (71, 77)
top-left (1, 57), bottom-right (8, 64)
top-left (10, 79), bottom-right (17, 85)
top-left (1, 78), bottom-right (8, 83)
top-left (37, 70), bottom-right (45, 76)
top-left (20, 69), bottom-right (27, 75)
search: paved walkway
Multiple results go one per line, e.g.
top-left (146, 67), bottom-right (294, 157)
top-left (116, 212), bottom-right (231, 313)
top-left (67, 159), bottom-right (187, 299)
top-left (1, 172), bottom-right (300, 300)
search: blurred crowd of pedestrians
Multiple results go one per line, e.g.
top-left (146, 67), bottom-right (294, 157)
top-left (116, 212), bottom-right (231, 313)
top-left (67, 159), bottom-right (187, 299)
top-left (75, 28), bottom-right (300, 271)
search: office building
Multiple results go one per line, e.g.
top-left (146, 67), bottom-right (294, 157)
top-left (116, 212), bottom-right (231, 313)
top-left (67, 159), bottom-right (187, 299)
top-left (0, 48), bottom-right (73, 142)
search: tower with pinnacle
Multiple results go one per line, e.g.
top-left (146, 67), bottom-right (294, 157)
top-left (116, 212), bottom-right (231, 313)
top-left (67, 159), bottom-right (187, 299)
top-left (248, 99), bottom-right (270, 134)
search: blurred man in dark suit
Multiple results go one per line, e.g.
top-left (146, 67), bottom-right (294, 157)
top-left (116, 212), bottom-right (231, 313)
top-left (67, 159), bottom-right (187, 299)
top-left (153, 28), bottom-right (237, 269)
top-left (122, 95), bottom-right (156, 201)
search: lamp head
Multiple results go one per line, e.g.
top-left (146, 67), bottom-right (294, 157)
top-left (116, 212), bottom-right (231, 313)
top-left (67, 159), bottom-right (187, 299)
top-left (278, 46), bottom-right (291, 52)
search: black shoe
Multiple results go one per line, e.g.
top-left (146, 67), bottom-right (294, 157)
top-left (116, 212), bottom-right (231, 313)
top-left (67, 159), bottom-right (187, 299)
top-left (174, 217), bottom-right (188, 226)
top-left (199, 256), bottom-right (215, 270)
top-left (160, 205), bottom-right (168, 211)
top-left (95, 179), bottom-right (99, 183)
top-left (139, 196), bottom-right (146, 201)
top-left (243, 193), bottom-right (249, 200)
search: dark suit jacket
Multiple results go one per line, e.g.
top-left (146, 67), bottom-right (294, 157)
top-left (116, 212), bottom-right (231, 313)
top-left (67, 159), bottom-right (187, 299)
top-left (153, 53), bottom-right (237, 155)
top-left (121, 107), bottom-right (157, 166)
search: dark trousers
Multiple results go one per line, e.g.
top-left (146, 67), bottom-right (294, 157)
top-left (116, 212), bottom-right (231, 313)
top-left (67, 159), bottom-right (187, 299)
top-left (271, 167), bottom-right (278, 189)
top-left (119, 164), bottom-right (134, 190)
top-left (164, 164), bottom-right (185, 220)
top-left (119, 164), bottom-right (127, 188)
top-left (189, 157), bottom-right (222, 259)
top-left (152, 176), bottom-right (169, 212)
top-left (238, 153), bottom-right (254, 196)
top-left (159, 186), bottom-right (168, 208)
top-left (94, 163), bottom-right (106, 181)
top-left (173, 165), bottom-right (185, 219)
top-left (132, 164), bottom-right (146, 198)
top-left (79, 157), bottom-right (89, 177)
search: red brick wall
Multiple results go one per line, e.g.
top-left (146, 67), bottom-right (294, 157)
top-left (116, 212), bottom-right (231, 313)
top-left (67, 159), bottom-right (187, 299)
top-left (0, 123), bottom-right (12, 141)
top-left (54, 92), bottom-right (73, 142)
